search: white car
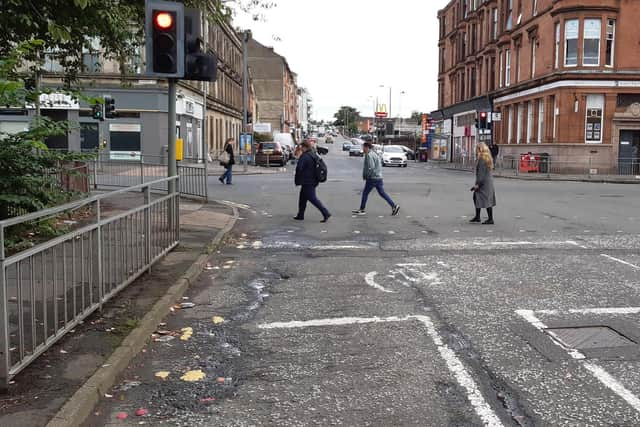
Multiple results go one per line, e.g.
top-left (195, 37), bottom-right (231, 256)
top-left (382, 145), bottom-right (408, 167)
top-left (349, 138), bottom-right (364, 157)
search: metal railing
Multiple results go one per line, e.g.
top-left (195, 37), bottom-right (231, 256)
top-left (442, 156), bottom-right (640, 180)
top-left (89, 154), bottom-right (208, 200)
top-left (0, 176), bottom-right (180, 387)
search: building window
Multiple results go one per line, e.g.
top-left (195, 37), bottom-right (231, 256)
top-left (527, 101), bottom-right (534, 143)
top-left (531, 39), bottom-right (537, 78)
top-left (505, 49), bottom-right (511, 86)
top-left (492, 8), bottom-right (498, 39)
top-left (583, 19), bottom-right (601, 66)
top-left (605, 19), bottom-right (616, 67)
top-left (537, 98), bottom-right (544, 143)
top-left (517, 104), bottom-right (523, 143)
top-left (516, 44), bottom-right (521, 82)
top-left (554, 22), bottom-right (560, 69)
top-left (565, 19), bottom-right (579, 66)
top-left (585, 94), bottom-right (604, 143)
top-left (552, 96), bottom-right (558, 139)
top-left (505, 0), bottom-right (513, 31)
top-left (507, 106), bottom-right (513, 144)
top-left (499, 50), bottom-right (504, 87)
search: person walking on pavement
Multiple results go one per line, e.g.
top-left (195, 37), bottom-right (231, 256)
top-left (219, 138), bottom-right (235, 185)
top-left (470, 142), bottom-right (496, 224)
top-left (489, 142), bottom-right (499, 165)
top-left (353, 142), bottom-right (400, 216)
top-left (293, 141), bottom-right (331, 222)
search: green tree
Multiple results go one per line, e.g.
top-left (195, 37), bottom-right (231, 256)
top-left (333, 106), bottom-right (360, 134)
top-left (0, 41), bottom-right (87, 220)
top-left (0, 0), bottom-right (276, 83)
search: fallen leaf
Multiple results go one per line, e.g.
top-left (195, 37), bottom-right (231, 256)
top-left (117, 412), bottom-right (128, 420)
top-left (180, 302), bottom-right (196, 309)
top-left (212, 316), bottom-right (224, 325)
top-left (155, 371), bottom-right (170, 380)
top-left (154, 335), bottom-right (175, 343)
top-left (104, 393), bottom-right (113, 398)
top-left (181, 370), bottom-right (206, 382)
top-left (135, 408), bottom-right (149, 417)
top-left (60, 349), bottom-right (68, 354)
top-left (180, 327), bottom-right (193, 341)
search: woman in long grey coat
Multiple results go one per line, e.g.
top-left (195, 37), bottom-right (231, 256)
top-left (470, 143), bottom-right (496, 224)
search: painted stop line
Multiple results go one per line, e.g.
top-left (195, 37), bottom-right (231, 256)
top-left (259, 315), bottom-right (504, 427)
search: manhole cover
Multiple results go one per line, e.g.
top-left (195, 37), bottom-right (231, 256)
top-left (545, 326), bottom-right (635, 349)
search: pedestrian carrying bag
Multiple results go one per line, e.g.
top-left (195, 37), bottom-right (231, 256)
top-left (313, 153), bottom-right (328, 183)
top-left (219, 151), bottom-right (230, 165)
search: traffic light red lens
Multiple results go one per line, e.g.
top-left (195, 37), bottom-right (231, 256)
top-left (480, 112), bottom-right (486, 118)
top-left (155, 12), bottom-right (173, 30)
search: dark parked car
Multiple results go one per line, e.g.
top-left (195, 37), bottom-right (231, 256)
top-left (256, 142), bottom-right (287, 166)
top-left (342, 142), bottom-right (352, 151)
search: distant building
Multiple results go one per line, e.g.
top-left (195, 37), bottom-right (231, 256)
top-left (247, 39), bottom-right (298, 136)
top-left (435, 0), bottom-right (640, 171)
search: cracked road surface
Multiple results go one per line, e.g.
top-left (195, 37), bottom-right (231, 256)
top-left (89, 137), bottom-right (640, 426)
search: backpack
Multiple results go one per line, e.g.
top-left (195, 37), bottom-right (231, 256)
top-left (313, 153), bottom-right (328, 183)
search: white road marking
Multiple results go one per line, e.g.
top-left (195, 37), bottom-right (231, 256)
top-left (517, 308), bottom-right (640, 415)
top-left (583, 363), bottom-right (640, 414)
top-left (364, 272), bottom-right (396, 293)
top-left (353, 230), bottom-right (361, 234)
top-left (311, 245), bottom-right (371, 250)
top-left (397, 263), bottom-right (427, 267)
top-left (601, 254), bottom-right (640, 270)
top-left (388, 231), bottom-right (396, 234)
top-left (258, 315), bottom-right (503, 427)
top-left (218, 200), bottom-right (251, 210)
top-left (537, 307), bottom-right (640, 315)
top-left (251, 241), bottom-right (263, 249)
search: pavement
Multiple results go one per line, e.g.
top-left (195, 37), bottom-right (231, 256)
top-left (14, 135), bottom-right (640, 426)
top-left (0, 196), bottom-right (236, 427)
top-left (431, 161), bottom-right (640, 184)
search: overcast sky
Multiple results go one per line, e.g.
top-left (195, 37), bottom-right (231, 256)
top-left (234, 0), bottom-right (451, 122)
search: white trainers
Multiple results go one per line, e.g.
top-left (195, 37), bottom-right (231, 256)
top-left (352, 209), bottom-right (366, 215)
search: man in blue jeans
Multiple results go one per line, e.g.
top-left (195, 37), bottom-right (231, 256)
top-left (353, 142), bottom-right (400, 216)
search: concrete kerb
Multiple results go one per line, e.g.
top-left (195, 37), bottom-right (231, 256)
top-left (46, 205), bottom-right (239, 427)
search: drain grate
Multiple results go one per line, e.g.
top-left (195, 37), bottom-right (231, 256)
top-left (545, 326), bottom-right (635, 349)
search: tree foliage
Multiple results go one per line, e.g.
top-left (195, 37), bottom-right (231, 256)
top-left (0, 41), bottom-right (87, 220)
top-left (0, 0), bottom-right (277, 83)
top-left (333, 106), bottom-right (360, 134)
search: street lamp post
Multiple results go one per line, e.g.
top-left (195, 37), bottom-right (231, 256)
top-left (379, 84), bottom-right (392, 118)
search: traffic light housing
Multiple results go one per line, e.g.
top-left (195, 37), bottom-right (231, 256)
top-left (104, 95), bottom-right (116, 118)
top-left (183, 8), bottom-right (217, 81)
top-left (246, 111), bottom-right (253, 124)
top-left (92, 102), bottom-right (104, 121)
top-left (478, 111), bottom-right (489, 129)
top-left (145, 0), bottom-right (184, 77)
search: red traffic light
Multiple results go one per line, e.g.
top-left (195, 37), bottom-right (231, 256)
top-left (154, 12), bottom-right (174, 30)
top-left (480, 112), bottom-right (487, 118)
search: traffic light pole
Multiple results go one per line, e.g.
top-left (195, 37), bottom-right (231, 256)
top-left (242, 31), bottom-right (249, 172)
top-left (168, 78), bottom-right (177, 195)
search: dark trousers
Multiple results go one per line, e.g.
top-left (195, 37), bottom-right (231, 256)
top-left (298, 184), bottom-right (329, 218)
top-left (360, 179), bottom-right (395, 210)
top-left (220, 165), bottom-right (232, 184)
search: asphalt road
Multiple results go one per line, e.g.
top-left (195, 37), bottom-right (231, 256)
top-left (90, 136), bottom-right (640, 426)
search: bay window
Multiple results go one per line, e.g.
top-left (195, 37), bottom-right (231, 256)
top-left (564, 19), bottom-right (579, 66)
top-left (583, 19), bottom-right (601, 66)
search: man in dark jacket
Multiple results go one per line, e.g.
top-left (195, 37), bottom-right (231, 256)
top-left (219, 138), bottom-right (235, 185)
top-left (294, 141), bottom-right (331, 222)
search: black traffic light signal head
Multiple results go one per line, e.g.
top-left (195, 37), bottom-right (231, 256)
top-left (183, 8), bottom-right (217, 81)
top-left (145, 0), bottom-right (184, 77)
top-left (92, 102), bottom-right (104, 121)
top-left (478, 111), bottom-right (488, 129)
top-left (104, 95), bottom-right (116, 118)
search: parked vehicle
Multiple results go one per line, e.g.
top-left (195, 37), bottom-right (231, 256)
top-left (325, 135), bottom-right (334, 144)
top-left (401, 145), bottom-right (416, 160)
top-left (372, 144), bottom-right (383, 156)
top-left (342, 142), bottom-right (352, 151)
top-left (256, 142), bottom-right (287, 166)
top-left (382, 145), bottom-right (408, 167)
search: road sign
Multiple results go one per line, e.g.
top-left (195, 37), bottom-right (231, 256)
top-left (492, 112), bottom-right (502, 122)
top-left (254, 122), bottom-right (271, 133)
top-left (375, 112), bottom-right (388, 118)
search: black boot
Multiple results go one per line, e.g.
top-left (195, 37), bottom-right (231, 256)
top-left (470, 208), bottom-right (481, 223)
top-left (483, 208), bottom-right (494, 225)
